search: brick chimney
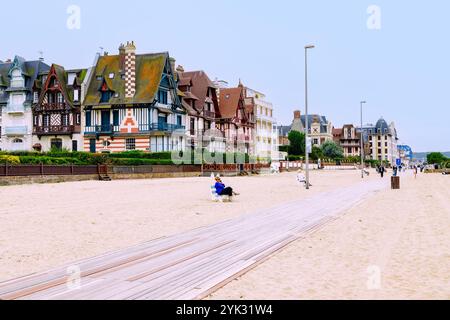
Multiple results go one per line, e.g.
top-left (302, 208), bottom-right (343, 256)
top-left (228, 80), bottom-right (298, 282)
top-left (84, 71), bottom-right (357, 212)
top-left (119, 43), bottom-right (125, 74)
top-left (124, 41), bottom-right (136, 98)
top-left (169, 57), bottom-right (176, 81)
top-left (294, 110), bottom-right (301, 119)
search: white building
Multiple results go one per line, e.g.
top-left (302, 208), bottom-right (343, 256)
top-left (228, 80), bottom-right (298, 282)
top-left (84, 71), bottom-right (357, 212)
top-left (0, 56), bottom-right (50, 151)
top-left (360, 118), bottom-right (400, 165)
top-left (245, 87), bottom-right (278, 161)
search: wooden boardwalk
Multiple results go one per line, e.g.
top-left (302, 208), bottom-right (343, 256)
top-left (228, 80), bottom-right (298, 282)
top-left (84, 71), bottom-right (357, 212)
top-left (0, 179), bottom-right (387, 300)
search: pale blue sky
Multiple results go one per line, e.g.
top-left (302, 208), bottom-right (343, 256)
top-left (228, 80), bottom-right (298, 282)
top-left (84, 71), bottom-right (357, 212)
top-left (2, 0), bottom-right (449, 152)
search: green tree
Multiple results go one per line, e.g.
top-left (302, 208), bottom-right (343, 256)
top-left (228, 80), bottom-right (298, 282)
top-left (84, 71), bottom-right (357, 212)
top-left (310, 146), bottom-right (323, 161)
top-left (288, 131), bottom-right (306, 156)
top-left (427, 152), bottom-right (447, 164)
top-left (321, 140), bottom-right (344, 159)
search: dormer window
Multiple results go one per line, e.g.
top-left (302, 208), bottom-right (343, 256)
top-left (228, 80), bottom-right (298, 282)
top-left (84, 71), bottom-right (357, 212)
top-left (96, 76), bottom-right (103, 81)
top-left (109, 73), bottom-right (115, 79)
top-left (158, 89), bottom-right (168, 105)
top-left (100, 81), bottom-right (113, 103)
top-left (68, 73), bottom-right (76, 85)
top-left (11, 69), bottom-right (24, 88)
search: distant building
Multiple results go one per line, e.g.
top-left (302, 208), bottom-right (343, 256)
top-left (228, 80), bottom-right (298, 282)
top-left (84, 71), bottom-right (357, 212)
top-left (277, 125), bottom-right (291, 147)
top-left (244, 87), bottom-right (277, 161)
top-left (397, 145), bottom-right (413, 166)
top-left (332, 124), bottom-right (361, 157)
top-left (359, 117), bottom-right (399, 164)
top-left (290, 110), bottom-right (333, 147)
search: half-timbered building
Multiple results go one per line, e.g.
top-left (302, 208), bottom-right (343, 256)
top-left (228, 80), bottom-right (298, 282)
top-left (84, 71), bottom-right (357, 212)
top-left (217, 81), bottom-right (255, 154)
top-left (32, 65), bottom-right (87, 151)
top-left (176, 68), bottom-right (225, 152)
top-left (82, 42), bottom-right (185, 153)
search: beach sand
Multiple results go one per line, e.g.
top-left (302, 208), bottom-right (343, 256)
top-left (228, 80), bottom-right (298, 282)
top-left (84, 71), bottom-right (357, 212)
top-left (209, 172), bottom-right (450, 300)
top-left (1, 170), bottom-right (448, 300)
top-left (0, 170), bottom-right (375, 282)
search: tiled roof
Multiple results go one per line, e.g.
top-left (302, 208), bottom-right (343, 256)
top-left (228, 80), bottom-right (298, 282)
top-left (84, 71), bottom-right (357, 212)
top-left (0, 57), bottom-right (50, 104)
top-left (179, 70), bottom-right (217, 113)
top-left (84, 52), bottom-right (168, 106)
top-left (218, 87), bottom-right (243, 119)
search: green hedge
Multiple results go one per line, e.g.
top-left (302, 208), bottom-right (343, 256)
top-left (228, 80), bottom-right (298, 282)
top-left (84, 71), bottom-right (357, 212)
top-left (19, 156), bottom-right (84, 165)
top-left (109, 158), bottom-right (174, 166)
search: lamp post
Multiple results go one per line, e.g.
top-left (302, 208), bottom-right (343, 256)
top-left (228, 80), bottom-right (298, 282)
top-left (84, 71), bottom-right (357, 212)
top-left (360, 101), bottom-right (367, 179)
top-left (305, 45), bottom-right (315, 189)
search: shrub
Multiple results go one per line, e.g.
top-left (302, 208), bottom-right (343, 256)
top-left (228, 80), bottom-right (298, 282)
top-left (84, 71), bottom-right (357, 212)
top-left (19, 156), bottom-right (84, 165)
top-left (0, 155), bottom-right (21, 164)
top-left (109, 158), bottom-right (174, 166)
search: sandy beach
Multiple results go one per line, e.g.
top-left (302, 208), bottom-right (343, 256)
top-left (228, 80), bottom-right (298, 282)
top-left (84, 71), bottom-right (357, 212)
top-left (209, 172), bottom-right (450, 300)
top-left (0, 170), bottom-right (448, 300)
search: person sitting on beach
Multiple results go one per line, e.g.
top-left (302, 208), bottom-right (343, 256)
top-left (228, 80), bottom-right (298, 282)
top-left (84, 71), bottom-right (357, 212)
top-left (214, 176), bottom-right (239, 197)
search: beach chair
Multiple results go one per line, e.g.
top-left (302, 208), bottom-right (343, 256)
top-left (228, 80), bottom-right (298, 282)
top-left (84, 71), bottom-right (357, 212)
top-left (297, 173), bottom-right (312, 188)
top-left (211, 185), bottom-right (231, 203)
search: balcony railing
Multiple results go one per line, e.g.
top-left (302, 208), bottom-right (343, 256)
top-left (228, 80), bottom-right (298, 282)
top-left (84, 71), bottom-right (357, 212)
top-left (38, 103), bottom-right (67, 111)
top-left (34, 125), bottom-right (75, 135)
top-left (6, 104), bottom-right (25, 114)
top-left (5, 126), bottom-right (28, 136)
top-left (203, 110), bottom-right (216, 119)
top-left (84, 124), bottom-right (186, 134)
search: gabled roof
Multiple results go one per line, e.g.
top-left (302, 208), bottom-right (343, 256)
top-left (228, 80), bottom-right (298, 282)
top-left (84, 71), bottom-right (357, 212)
top-left (0, 57), bottom-right (50, 104)
top-left (179, 70), bottom-right (217, 113)
top-left (218, 87), bottom-right (244, 119)
top-left (39, 64), bottom-right (87, 106)
top-left (84, 52), bottom-right (169, 105)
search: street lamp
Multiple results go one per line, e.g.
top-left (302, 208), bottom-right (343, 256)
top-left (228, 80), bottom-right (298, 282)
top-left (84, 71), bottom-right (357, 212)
top-left (305, 45), bottom-right (315, 189)
top-left (360, 101), bottom-right (367, 179)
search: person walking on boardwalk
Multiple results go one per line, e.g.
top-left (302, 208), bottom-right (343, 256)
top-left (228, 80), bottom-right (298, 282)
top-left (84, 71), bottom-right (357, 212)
top-left (414, 166), bottom-right (418, 179)
top-left (214, 176), bottom-right (239, 197)
top-left (380, 165), bottom-right (385, 178)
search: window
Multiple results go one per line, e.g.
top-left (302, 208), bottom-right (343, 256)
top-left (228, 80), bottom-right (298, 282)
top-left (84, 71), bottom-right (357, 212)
top-left (100, 91), bottom-right (112, 103)
top-left (68, 73), bottom-right (76, 85)
top-left (73, 89), bottom-right (79, 102)
top-left (72, 140), bottom-right (78, 152)
top-left (57, 93), bottom-right (64, 104)
top-left (85, 110), bottom-right (92, 127)
top-left (113, 110), bottom-right (120, 126)
top-left (126, 138), bottom-right (136, 151)
top-left (109, 73), bottom-right (115, 79)
top-left (348, 147), bottom-right (352, 153)
top-left (51, 139), bottom-right (63, 151)
top-left (11, 69), bottom-right (24, 88)
top-left (43, 114), bottom-right (50, 127)
top-left (62, 114), bottom-right (69, 126)
top-left (96, 76), bottom-right (102, 81)
top-left (12, 138), bottom-right (23, 144)
top-left (11, 93), bottom-right (23, 106)
top-left (158, 90), bottom-right (168, 105)
top-left (33, 91), bottom-right (39, 103)
top-left (177, 115), bottom-right (182, 127)
top-left (76, 113), bottom-right (81, 125)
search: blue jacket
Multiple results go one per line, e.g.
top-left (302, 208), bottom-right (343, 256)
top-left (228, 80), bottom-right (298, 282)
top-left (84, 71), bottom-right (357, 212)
top-left (215, 182), bottom-right (225, 194)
